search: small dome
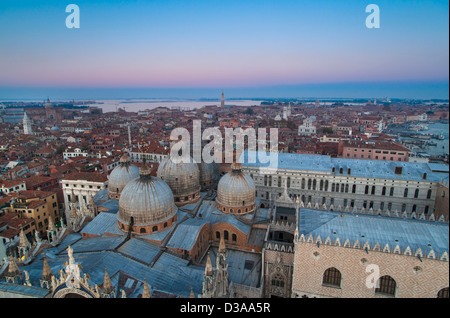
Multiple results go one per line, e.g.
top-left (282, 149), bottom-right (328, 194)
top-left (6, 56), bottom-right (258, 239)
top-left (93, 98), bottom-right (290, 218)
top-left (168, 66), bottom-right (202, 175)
top-left (118, 164), bottom-right (177, 234)
top-left (108, 153), bottom-right (140, 198)
top-left (51, 126), bottom-right (59, 131)
top-left (198, 162), bottom-right (216, 187)
top-left (157, 156), bottom-right (201, 206)
top-left (216, 163), bottom-right (256, 214)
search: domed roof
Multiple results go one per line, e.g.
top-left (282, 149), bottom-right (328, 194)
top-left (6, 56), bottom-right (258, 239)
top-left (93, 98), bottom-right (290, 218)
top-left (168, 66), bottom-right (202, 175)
top-left (198, 162), bottom-right (216, 184)
top-left (216, 163), bottom-right (256, 213)
top-left (118, 164), bottom-right (177, 226)
top-left (157, 156), bottom-right (200, 197)
top-left (108, 153), bottom-right (140, 196)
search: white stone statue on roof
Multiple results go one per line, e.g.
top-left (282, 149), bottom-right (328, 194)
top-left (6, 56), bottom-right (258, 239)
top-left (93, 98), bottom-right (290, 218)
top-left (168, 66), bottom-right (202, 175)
top-left (35, 231), bottom-right (41, 244)
top-left (23, 270), bottom-right (32, 286)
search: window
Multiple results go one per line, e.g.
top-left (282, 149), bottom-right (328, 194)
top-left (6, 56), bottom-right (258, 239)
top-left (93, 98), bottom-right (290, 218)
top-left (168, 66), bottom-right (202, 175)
top-left (216, 231), bottom-right (220, 239)
top-left (322, 268), bottom-right (342, 288)
top-left (382, 187), bottom-right (386, 196)
top-left (390, 187), bottom-right (394, 196)
top-left (437, 287), bottom-right (449, 298)
top-left (352, 184), bottom-right (357, 194)
top-left (404, 188), bottom-right (408, 198)
top-left (371, 186), bottom-right (376, 195)
top-left (365, 185), bottom-right (369, 195)
top-left (271, 274), bottom-right (285, 288)
top-left (224, 230), bottom-right (229, 240)
top-left (375, 276), bottom-right (396, 297)
top-left (427, 189), bottom-right (432, 199)
top-left (232, 234), bottom-right (237, 242)
top-left (414, 189), bottom-right (419, 198)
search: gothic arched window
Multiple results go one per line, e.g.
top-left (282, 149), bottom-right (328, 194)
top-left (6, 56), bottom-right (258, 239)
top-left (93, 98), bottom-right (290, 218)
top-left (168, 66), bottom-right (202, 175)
top-left (271, 273), bottom-right (285, 288)
top-left (375, 275), bottom-right (397, 297)
top-left (322, 267), bottom-right (342, 288)
top-left (437, 287), bottom-right (449, 298)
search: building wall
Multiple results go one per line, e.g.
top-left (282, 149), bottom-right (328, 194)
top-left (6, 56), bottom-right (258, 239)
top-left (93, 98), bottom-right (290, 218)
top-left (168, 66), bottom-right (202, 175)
top-left (291, 242), bottom-right (449, 298)
top-left (342, 147), bottom-right (408, 162)
top-left (263, 247), bottom-right (294, 298)
top-left (246, 170), bottom-right (437, 217)
top-left (434, 182), bottom-right (449, 221)
top-left (12, 193), bottom-right (59, 237)
top-left (61, 179), bottom-right (107, 218)
top-left (210, 223), bottom-right (262, 253)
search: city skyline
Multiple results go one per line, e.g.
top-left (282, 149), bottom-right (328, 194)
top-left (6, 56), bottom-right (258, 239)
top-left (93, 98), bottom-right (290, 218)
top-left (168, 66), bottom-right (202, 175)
top-left (0, 0), bottom-right (449, 99)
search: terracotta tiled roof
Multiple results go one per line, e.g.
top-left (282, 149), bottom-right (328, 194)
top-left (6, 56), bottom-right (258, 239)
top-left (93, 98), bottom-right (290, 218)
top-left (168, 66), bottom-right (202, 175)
top-left (62, 172), bottom-right (108, 183)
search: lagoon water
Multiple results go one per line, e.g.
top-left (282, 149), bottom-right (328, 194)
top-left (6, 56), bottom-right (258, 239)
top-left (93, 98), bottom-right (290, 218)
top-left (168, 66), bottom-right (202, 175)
top-left (91, 99), bottom-right (262, 113)
top-left (423, 122), bottom-right (449, 156)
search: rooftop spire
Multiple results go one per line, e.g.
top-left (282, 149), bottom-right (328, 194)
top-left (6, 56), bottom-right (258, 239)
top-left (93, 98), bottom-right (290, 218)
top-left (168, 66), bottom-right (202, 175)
top-left (219, 233), bottom-right (226, 253)
top-left (102, 267), bottom-right (114, 295)
top-left (70, 203), bottom-right (77, 218)
top-left (41, 255), bottom-right (53, 281)
top-left (19, 228), bottom-right (29, 248)
top-left (7, 256), bottom-right (21, 277)
top-left (119, 152), bottom-right (131, 166)
top-left (205, 252), bottom-right (213, 276)
top-left (48, 216), bottom-right (56, 232)
top-left (142, 278), bottom-right (152, 298)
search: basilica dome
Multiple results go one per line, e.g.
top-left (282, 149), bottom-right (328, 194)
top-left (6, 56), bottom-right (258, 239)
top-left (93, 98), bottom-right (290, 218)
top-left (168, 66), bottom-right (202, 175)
top-left (108, 153), bottom-right (140, 199)
top-left (198, 162), bottom-right (217, 188)
top-left (118, 163), bottom-right (177, 234)
top-left (216, 163), bottom-right (256, 214)
top-left (157, 156), bottom-right (201, 206)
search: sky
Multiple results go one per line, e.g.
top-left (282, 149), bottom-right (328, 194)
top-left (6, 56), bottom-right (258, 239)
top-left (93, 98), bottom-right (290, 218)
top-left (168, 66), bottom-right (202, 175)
top-left (0, 0), bottom-right (448, 99)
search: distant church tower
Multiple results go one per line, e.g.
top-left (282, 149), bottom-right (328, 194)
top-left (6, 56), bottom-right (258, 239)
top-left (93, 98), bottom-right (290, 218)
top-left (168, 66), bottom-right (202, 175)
top-left (23, 112), bottom-right (32, 135)
top-left (220, 90), bottom-right (225, 108)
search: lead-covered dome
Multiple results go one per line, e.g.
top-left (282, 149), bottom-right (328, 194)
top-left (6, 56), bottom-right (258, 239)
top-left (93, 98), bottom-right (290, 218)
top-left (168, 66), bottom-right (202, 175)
top-left (108, 153), bottom-right (140, 199)
top-left (198, 162), bottom-right (217, 188)
top-left (216, 163), bottom-right (256, 214)
top-left (157, 156), bottom-right (201, 206)
top-left (118, 163), bottom-right (177, 234)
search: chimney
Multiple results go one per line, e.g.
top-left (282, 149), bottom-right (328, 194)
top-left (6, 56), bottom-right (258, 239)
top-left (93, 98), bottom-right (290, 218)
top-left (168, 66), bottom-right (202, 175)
top-left (394, 166), bottom-right (403, 175)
